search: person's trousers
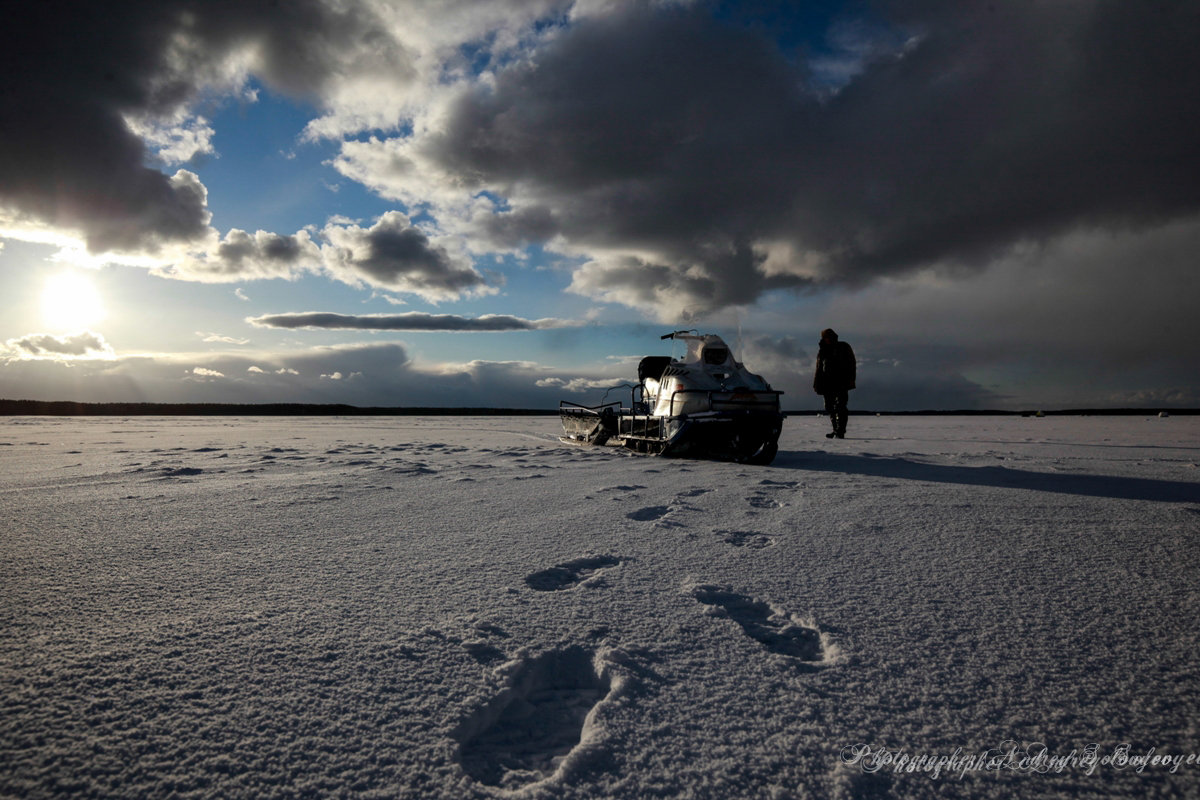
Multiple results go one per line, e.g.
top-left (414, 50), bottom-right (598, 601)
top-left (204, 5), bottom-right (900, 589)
top-left (824, 391), bottom-right (848, 435)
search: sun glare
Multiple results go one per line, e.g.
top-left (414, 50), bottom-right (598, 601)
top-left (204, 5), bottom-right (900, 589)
top-left (42, 272), bottom-right (106, 330)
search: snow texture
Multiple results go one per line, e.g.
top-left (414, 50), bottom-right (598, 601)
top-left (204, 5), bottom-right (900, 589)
top-left (2, 414), bottom-right (1199, 798)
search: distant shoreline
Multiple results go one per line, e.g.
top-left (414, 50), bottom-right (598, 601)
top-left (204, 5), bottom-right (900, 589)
top-left (0, 400), bottom-right (557, 417)
top-left (1, 399), bottom-right (1194, 417)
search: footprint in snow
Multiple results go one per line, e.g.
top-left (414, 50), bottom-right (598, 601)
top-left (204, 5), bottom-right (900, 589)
top-left (464, 641), bottom-right (508, 665)
top-left (718, 530), bottom-right (776, 549)
top-left (747, 494), bottom-right (784, 509)
top-left (159, 466), bottom-right (203, 478)
top-left (746, 479), bottom-right (798, 510)
top-left (525, 556), bottom-right (621, 591)
top-left (456, 647), bottom-right (620, 789)
top-left (692, 585), bottom-right (825, 662)
top-left (626, 505), bottom-right (670, 522)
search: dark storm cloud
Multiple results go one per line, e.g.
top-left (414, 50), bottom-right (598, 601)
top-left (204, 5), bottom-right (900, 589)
top-left (247, 311), bottom-right (578, 331)
top-left (400, 0), bottom-right (1200, 312)
top-left (741, 335), bottom-right (811, 371)
top-left (418, 2), bottom-right (813, 311)
top-left (322, 212), bottom-right (490, 300)
top-left (737, 332), bottom-right (1003, 411)
top-left (0, 0), bottom-right (404, 254)
top-left (794, 0), bottom-right (1200, 280)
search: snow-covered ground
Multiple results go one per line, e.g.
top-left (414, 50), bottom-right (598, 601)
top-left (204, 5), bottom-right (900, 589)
top-left (2, 414), bottom-right (1199, 799)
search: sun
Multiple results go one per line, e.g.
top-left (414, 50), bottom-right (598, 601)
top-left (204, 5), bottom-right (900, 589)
top-left (42, 271), bottom-right (106, 330)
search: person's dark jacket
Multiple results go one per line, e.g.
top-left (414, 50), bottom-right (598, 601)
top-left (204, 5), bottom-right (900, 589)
top-left (813, 341), bottom-right (856, 394)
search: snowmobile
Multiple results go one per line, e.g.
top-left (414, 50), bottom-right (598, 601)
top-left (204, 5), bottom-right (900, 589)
top-left (559, 331), bottom-right (784, 465)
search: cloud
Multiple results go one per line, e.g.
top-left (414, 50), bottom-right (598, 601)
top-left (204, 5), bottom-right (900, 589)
top-left (7, 330), bottom-right (1181, 410)
top-left (299, 0), bottom-right (572, 140)
top-left (320, 212), bottom-right (494, 300)
top-left (535, 376), bottom-right (622, 393)
top-left (805, 215), bottom-right (1200, 408)
top-left (0, 341), bottom-right (587, 407)
top-left (830, 218), bottom-right (1200, 362)
top-left (738, 334), bottom-right (812, 380)
top-left (246, 311), bottom-right (579, 332)
top-left (565, 250), bottom-right (791, 322)
top-left (199, 331), bottom-right (250, 345)
top-left (171, 229), bottom-right (323, 282)
top-left (0, 0), bottom-right (237, 254)
top-left (8, 0), bottom-right (1198, 314)
top-left (332, 1), bottom-right (1200, 317)
top-left (0, 0), bottom-right (408, 258)
top-left (125, 109), bottom-right (217, 166)
top-left (718, 331), bottom-right (1005, 412)
top-left (3, 1), bottom-right (1195, 410)
top-left (3, 331), bottom-right (114, 360)
top-left (0, 0), bottom-right (578, 263)
top-left (151, 215), bottom-right (491, 302)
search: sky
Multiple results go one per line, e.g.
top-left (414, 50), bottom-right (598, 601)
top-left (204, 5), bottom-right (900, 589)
top-left (1, 0), bottom-right (1198, 411)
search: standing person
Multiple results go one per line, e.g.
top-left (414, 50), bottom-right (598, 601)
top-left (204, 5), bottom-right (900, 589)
top-left (813, 328), bottom-right (856, 439)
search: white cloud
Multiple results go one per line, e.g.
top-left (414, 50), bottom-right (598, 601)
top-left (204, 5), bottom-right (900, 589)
top-left (302, 0), bottom-right (572, 141)
top-left (124, 110), bottom-right (217, 166)
top-left (535, 376), bottom-right (620, 393)
top-left (199, 332), bottom-right (251, 345)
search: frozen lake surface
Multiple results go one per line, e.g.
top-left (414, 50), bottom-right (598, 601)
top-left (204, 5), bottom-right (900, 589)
top-left (3, 414), bottom-right (1199, 798)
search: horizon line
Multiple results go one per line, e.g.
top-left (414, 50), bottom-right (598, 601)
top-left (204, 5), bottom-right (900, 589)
top-left (1, 399), bottom-right (1195, 417)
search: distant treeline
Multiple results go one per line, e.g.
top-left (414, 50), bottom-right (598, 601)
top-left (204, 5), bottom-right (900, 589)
top-left (0, 400), bottom-right (556, 416)
top-left (1, 399), bottom-right (1194, 416)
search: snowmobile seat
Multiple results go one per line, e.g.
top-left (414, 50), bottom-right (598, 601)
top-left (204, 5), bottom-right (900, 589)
top-left (638, 356), bottom-right (673, 384)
